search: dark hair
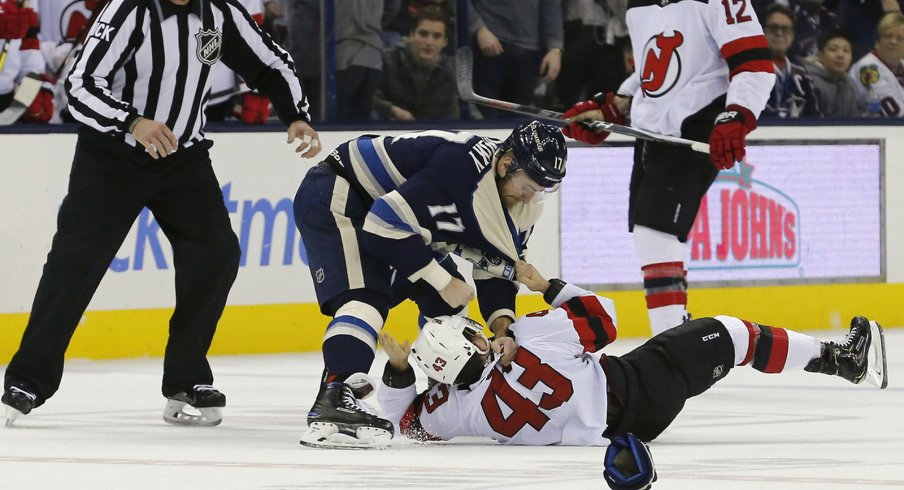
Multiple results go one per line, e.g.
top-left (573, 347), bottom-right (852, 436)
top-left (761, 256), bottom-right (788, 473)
top-left (411, 5), bottom-right (449, 36)
top-left (763, 3), bottom-right (795, 28)
top-left (816, 29), bottom-right (851, 52)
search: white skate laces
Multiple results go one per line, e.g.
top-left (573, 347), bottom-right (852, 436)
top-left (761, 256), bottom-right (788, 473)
top-left (299, 377), bottom-right (394, 449)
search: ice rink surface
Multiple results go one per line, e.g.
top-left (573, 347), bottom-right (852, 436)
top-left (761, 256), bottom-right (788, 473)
top-left (2, 328), bottom-right (902, 490)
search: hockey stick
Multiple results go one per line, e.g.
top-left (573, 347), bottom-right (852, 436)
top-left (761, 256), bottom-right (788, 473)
top-left (455, 47), bottom-right (710, 154)
top-left (0, 72), bottom-right (41, 125)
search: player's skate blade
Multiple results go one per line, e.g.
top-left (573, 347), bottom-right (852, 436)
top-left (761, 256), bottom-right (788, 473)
top-left (299, 422), bottom-right (392, 449)
top-left (866, 320), bottom-right (888, 389)
top-left (2, 386), bottom-right (36, 428)
top-left (4, 405), bottom-right (23, 428)
top-left (162, 400), bottom-right (223, 427)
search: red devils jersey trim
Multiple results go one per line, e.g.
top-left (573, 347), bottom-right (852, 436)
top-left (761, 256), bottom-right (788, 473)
top-left (399, 393), bottom-right (442, 442)
top-left (561, 296), bottom-right (617, 351)
top-left (720, 35), bottom-right (773, 79)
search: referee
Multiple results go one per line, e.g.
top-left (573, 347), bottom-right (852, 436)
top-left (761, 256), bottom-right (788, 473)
top-left (2, 0), bottom-right (321, 427)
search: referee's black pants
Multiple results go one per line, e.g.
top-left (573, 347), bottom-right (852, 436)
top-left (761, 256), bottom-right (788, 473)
top-left (4, 128), bottom-right (241, 406)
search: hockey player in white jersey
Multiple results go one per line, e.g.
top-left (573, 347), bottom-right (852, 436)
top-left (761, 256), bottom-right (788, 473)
top-left (377, 260), bottom-right (887, 454)
top-left (561, 0), bottom-right (776, 336)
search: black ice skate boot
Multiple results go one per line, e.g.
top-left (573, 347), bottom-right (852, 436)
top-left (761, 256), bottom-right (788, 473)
top-left (805, 316), bottom-right (888, 388)
top-left (300, 381), bottom-right (394, 449)
top-left (163, 384), bottom-right (226, 427)
top-left (2, 385), bottom-right (37, 427)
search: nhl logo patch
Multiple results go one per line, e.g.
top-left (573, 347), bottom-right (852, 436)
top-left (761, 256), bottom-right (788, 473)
top-left (195, 28), bottom-right (222, 65)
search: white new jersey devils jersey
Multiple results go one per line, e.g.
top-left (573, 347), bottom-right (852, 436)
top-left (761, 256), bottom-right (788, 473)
top-left (379, 284), bottom-right (619, 446)
top-left (849, 52), bottom-right (904, 118)
top-left (618, 0), bottom-right (775, 136)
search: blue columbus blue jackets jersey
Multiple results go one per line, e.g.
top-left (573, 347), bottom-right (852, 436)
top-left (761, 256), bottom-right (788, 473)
top-left (329, 129), bottom-right (544, 325)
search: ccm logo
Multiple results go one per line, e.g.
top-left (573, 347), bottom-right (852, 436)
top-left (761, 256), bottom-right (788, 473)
top-left (701, 332), bottom-right (720, 342)
top-left (432, 357), bottom-right (447, 371)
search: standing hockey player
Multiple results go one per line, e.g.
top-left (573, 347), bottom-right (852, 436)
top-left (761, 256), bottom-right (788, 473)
top-left (2, 0), bottom-right (320, 428)
top-left (294, 121), bottom-right (567, 448)
top-left (377, 260), bottom-right (888, 456)
top-left (561, 0), bottom-right (776, 335)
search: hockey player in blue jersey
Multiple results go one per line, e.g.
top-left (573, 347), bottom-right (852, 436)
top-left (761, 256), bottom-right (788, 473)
top-left (293, 121), bottom-right (567, 448)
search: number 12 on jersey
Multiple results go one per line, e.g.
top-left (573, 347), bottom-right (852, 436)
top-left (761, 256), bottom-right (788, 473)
top-left (721, 0), bottom-right (752, 24)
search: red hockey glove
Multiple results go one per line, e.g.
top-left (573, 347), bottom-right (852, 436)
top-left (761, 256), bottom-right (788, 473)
top-left (0, 3), bottom-right (38, 40)
top-left (238, 93), bottom-right (271, 124)
top-left (562, 92), bottom-right (627, 145)
top-left (20, 74), bottom-right (55, 124)
top-left (709, 104), bottom-right (757, 170)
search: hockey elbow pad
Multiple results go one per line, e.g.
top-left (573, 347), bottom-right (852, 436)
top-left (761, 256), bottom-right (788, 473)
top-left (604, 433), bottom-right (657, 490)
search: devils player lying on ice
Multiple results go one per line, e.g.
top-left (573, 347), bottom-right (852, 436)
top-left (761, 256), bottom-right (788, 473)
top-left (374, 260), bottom-right (887, 487)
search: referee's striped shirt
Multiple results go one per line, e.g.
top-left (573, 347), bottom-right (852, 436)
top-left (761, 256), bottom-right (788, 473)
top-left (65, 0), bottom-right (310, 150)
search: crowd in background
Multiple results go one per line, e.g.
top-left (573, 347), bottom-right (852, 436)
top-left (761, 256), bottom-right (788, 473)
top-left (2, 0), bottom-right (904, 126)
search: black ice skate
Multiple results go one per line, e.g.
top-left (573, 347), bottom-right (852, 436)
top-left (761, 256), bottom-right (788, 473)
top-left (300, 380), bottom-right (394, 449)
top-left (163, 384), bottom-right (226, 427)
top-left (2, 386), bottom-right (37, 427)
top-left (805, 316), bottom-right (888, 389)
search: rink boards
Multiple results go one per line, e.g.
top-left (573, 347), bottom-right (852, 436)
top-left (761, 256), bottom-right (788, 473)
top-left (1, 126), bottom-right (903, 361)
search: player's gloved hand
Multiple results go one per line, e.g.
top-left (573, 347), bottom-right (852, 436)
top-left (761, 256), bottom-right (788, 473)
top-left (21, 74), bottom-right (55, 124)
top-left (604, 433), bottom-right (657, 490)
top-left (0, 3), bottom-right (38, 39)
top-left (238, 93), bottom-right (271, 124)
top-left (709, 104), bottom-right (756, 170)
top-left (562, 92), bottom-right (627, 145)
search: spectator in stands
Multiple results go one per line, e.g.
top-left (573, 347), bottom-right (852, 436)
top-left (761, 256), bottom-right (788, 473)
top-left (468, 0), bottom-right (563, 118)
top-left (762, 4), bottom-right (822, 118)
top-left (553, 0), bottom-right (628, 111)
top-left (837, 0), bottom-right (902, 61)
top-left (335, 0), bottom-right (401, 120)
top-left (373, 6), bottom-right (458, 121)
top-left (849, 13), bottom-right (904, 117)
top-left (803, 30), bottom-right (866, 117)
top-left (789, 0), bottom-right (840, 63)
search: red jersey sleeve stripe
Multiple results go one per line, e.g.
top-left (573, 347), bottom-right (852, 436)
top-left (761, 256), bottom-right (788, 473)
top-left (720, 35), bottom-right (769, 58)
top-left (562, 296), bottom-right (617, 351)
top-left (730, 59), bottom-right (774, 78)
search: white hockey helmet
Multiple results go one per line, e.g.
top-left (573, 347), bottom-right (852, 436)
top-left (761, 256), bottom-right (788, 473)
top-left (410, 316), bottom-right (491, 385)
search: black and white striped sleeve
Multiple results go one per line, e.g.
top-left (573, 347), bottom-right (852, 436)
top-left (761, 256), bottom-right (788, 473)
top-left (65, 0), bottom-right (145, 135)
top-left (219, 0), bottom-right (310, 124)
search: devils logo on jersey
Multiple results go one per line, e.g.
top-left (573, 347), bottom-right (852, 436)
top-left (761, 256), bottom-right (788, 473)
top-left (640, 31), bottom-right (684, 98)
top-left (58, 0), bottom-right (96, 41)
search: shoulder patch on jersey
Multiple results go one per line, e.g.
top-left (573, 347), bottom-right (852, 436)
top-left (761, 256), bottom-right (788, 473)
top-left (860, 65), bottom-right (880, 86)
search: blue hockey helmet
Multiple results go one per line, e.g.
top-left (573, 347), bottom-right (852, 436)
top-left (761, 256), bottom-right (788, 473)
top-left (500, 120), bottom-right (567, 190)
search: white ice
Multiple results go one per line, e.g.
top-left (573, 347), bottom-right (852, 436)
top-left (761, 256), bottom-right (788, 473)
top-left (2, 329), bottom-right (902, 490)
